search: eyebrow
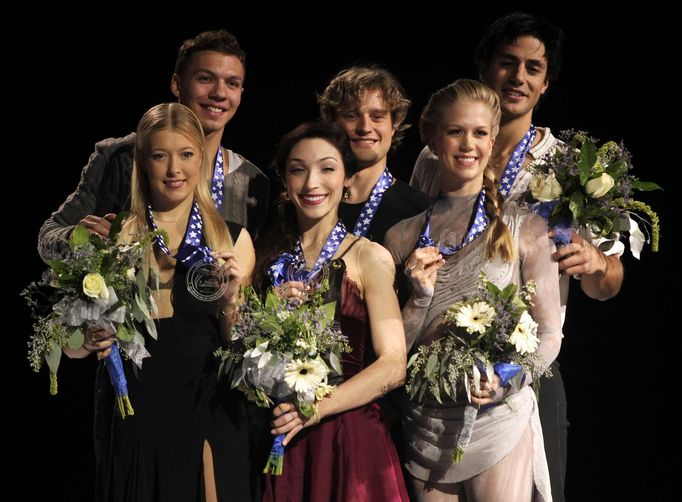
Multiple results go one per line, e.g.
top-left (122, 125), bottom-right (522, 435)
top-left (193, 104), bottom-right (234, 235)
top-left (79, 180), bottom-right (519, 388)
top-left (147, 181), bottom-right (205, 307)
top-left (499, 53), bottom-right (546, 67)
top-left (192, 68), bottom-right (243, 81)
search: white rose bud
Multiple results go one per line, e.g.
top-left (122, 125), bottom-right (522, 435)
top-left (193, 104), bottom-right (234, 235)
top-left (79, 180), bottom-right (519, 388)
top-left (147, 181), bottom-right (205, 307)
top-left (126, 268), bottom-right (136, 281)
top-left (585, 173), bottom-right (615, 198)
top-left (530, 172), bottom-right (563, 202)
top-left (82, 273), bottom-right (110, 300)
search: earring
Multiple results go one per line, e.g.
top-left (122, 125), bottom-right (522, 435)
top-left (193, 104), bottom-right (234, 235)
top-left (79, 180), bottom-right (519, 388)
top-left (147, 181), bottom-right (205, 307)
top-left (283, 191), bottom-right (290, 201)
top-left (343, 187), bottom-right (350, 201)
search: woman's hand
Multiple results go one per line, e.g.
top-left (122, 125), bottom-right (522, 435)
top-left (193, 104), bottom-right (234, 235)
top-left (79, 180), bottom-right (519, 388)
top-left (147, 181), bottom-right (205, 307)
top-left (275, 281), bottom-right (306, 303)
top-left (212, 251), bottom-right (247, 304)
top-left (270, 401), bottom-right (321, 446)
top-left (470, 373), bottom-right (505, 405)
top-left (404, 246), bottom-right (444, 305)
top-left (84, 326), bottom-right (116, 360)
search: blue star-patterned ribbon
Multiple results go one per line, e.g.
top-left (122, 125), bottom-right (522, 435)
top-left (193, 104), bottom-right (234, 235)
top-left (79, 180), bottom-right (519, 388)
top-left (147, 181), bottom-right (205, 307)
top-left (498, 124), bottom-right (536, 199)
top-left (267, 221), bottom-right (347, 286)
top-left (416, 189), bottom-right (489, 255)
top-left (351, 167), bottom-right (394, 237)
top-left (210, 147), bottom-right (225, 210)
top-left (146, 199), bottom-right (213, 268)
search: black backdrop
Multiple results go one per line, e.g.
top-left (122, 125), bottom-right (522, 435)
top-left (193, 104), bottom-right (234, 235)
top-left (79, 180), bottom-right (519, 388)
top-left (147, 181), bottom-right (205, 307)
top-left (12, 8), bottom-right (676, 501)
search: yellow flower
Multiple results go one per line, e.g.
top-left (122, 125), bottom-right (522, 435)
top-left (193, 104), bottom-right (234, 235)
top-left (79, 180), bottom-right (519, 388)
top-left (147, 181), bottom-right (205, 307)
top-left (82, 273), bottom-right (109, 300)
top-left (585, 173), bottom-right (615, 199)
top-left (530, 172), bottom-right (563, 202)
top-left (125, 268), bottom-right (136, 281)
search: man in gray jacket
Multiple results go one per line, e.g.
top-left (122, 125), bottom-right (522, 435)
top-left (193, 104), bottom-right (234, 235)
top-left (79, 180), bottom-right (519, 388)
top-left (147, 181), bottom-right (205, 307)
top-left (38, 29), bottom-right (269, 262)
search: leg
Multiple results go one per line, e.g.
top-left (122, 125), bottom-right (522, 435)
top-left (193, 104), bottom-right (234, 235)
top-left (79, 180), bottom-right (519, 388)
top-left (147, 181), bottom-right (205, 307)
top-left (539, 362), bottom-right (568, 502)
top-left (203, 440), bottom-right (218, 502)
top-left (465, 426), bottom-right (534, 502)
top-left (411, 476), bottom-right (466, 502)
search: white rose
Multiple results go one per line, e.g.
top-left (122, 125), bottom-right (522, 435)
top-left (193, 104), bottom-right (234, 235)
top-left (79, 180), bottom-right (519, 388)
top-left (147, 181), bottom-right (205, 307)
top-left (82, 273), bottom-right (109, 300)
top-left (126, 268), bottom-right (136, 281)
top-left (585, 173), bottom-right (615, 198)
top-left (530, 173), bottom-right (563, 202)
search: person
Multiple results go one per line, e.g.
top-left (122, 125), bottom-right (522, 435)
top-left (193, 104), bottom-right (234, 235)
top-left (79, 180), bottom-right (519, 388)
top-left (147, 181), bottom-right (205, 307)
top-left (319, 65), bottom-right (431, 245)
top-left (385, 79), bottom-right (561, 501)
top-left (64, 103), bottom-right (256, 501)
top-left (38, 29), bottom-right (269, 263)
top-left (256, 122), bottom-right (409, 501)
top-left (408, 13), bottom-right (624, 500)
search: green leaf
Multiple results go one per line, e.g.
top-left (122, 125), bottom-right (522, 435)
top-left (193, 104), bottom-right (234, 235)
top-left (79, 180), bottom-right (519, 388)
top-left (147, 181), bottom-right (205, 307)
top-left (45, 342), bottom-right (62, 375)
top-left (425, 353), bottom-right (438, 378)
top-left (67, 328), bottom-right (84, 350)
top-left (319, 301), bottom-right (336, 325)
top-left (432, 382), bottom-right (442, 404)
top-left (407, 352), bottom-right (419, 369)
top-left (631, 180), bottom-right (663, 191)
top-left (108, 212), bottom-right (129, 240)
top-left (116, 323), bottom-right (134, 343)
top-left (578, 140), bottom-right (597, 185)
top-left (328, 351), bottom-right (343, 376)
top-left (70, 224), bottom-right (90, 247)
top-left (501, 283), bottom-right (517, 301)
top-left (568, 192), bottom-right (585, 222)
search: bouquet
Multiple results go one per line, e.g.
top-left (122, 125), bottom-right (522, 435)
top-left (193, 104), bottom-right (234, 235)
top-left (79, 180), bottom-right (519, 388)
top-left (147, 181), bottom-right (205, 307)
top-left (22, 216), bottom-right (161, 417)
top-left (527, 130), bottom-right (661, 256)
top-left (215, 279), bottom-right (350, 475)
top-left (406, 275), bottom-right (548, 462)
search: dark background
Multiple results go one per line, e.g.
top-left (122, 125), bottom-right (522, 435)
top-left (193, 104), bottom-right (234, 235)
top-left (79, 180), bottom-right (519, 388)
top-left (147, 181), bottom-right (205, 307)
top-left (12, 8), bottom-right (676, 501)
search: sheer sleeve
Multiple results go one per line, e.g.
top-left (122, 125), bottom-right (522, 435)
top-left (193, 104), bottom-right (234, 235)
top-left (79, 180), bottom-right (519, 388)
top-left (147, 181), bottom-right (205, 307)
top-left (519, 212), bottom-right (563, 371)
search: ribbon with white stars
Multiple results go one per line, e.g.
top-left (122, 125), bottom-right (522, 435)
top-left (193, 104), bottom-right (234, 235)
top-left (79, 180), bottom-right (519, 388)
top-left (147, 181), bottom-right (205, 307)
top-left (267, 220), bottom-right (347, 286)
top-left (146, 199), bottom-right (213, 267)
top-left (351, 167), bottom-right (394, 237)
top-left (416, 189), bottom-right (489, 255)
top-left (210, 147), bottom-right (225, 210)
top-left (498, 124), bottom-right (536, 198)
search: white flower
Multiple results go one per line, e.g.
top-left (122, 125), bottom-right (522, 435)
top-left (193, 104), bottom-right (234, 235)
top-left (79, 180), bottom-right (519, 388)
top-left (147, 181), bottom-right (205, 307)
top-left (82, 273), bottom-right (109, 300)
top-left (126, 268), bottom-right (136, 281)
top-left (455, 302), bottom-right (494, 334)
top-left (509, 311), bottom-right (540, 354)
top-left (283, 358), bottom-right (328, 400)
top-left (530, 172), bottom-right (563, 202)
top-left (276, 310), bottom-right (291, 322)
top-left (585, 173), bottom-right (615, 198)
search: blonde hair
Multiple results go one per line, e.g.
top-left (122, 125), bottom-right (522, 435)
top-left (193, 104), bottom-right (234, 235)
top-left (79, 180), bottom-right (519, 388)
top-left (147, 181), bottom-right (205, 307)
top-left (420, 79), bottom-right (515, 262)
top-left (120, 103), bottom-right (232, 254)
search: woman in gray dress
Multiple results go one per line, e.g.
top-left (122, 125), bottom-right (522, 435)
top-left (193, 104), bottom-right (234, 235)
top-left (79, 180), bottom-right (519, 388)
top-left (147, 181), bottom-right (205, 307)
top-left (384, 79), bottom-right (562, 502)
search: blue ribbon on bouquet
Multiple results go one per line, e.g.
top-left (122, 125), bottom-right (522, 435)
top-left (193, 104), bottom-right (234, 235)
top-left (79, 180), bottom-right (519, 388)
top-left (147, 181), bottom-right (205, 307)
top-left (528, 200), bottom-right (573, 247)
top-left (104, 341), bottom-right (134, 417)
top-left (263, 433), bottom-right (286, 476)
top-left (494, 362), bottom-right (523, 386)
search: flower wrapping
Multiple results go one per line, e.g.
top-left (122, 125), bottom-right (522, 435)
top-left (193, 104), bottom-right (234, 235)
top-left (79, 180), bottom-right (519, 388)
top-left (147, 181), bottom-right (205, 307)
top-left (215, 279), bottom-right (350, 475)
top-left (527, 130), bottom-right (661, 254)
top-left (23, 216), bottom-right (161, 417)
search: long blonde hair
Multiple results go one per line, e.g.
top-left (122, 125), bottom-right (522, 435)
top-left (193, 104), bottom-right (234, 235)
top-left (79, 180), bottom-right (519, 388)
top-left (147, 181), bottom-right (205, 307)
top-left (121, 103), bottom-right (232, 254)
top-left (420, 79), bottom-right (515, 262)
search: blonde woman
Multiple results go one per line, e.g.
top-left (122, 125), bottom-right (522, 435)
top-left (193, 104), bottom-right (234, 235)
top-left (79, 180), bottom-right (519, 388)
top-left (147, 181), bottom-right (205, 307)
top-left (74, 103), bottom-right (255, 501)
top-left (385, 80), bottom-right (561, 501)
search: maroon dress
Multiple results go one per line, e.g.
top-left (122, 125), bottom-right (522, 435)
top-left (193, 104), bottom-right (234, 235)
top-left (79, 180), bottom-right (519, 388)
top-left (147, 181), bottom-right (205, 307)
top-left (263, 261), bottom-right (408, 502)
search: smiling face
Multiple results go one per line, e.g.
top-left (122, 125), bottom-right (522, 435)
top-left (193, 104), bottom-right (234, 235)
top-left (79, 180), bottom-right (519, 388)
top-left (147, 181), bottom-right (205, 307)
top-left (432, 100), bottom-right (495, 195)
top-left (334, 89), bottom-right (395, 171)
top-left (481, 35), bottom-right (549, 121)
top-left (171, 50), bottom-right (244, 137)
top-left (143, 129), bottom-right (203, 211)
top-left (284, 138), bottom-right (346, 227)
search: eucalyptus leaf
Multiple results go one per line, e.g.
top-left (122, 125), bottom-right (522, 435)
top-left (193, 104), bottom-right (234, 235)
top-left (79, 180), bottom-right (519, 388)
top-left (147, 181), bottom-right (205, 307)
top-left (45, 342), bottom-right (62, 374)
top-left (67, 328), bottom-right (84, 350)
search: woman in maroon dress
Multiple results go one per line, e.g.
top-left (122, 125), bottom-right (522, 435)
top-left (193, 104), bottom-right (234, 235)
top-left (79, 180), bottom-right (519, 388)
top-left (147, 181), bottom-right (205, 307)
top-left (257, 122), bottom-right (409, 501)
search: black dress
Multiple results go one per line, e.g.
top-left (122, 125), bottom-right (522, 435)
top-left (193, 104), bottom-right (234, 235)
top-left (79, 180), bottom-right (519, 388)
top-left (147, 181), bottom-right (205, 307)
top-left (100, 223), bottom-right (253, 501)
